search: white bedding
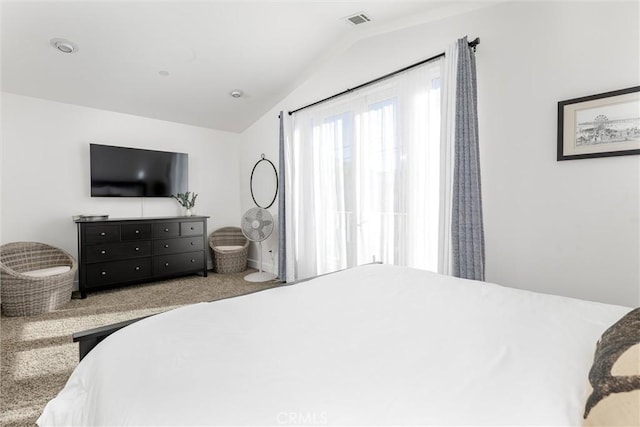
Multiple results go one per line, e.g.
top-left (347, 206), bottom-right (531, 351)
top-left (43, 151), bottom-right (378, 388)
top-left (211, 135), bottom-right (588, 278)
top-left (38, 264), bottom-right (631, 426)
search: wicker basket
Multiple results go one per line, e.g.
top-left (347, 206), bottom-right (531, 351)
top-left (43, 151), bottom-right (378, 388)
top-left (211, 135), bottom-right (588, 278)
top-left (1, 242), bottom-right (77, 317)
top-left (209, 227), bottom-right (249, 274)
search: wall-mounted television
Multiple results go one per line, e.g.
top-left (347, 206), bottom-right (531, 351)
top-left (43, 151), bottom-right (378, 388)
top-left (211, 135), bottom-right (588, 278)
top-left (90, 144), bottom-right (188, 197)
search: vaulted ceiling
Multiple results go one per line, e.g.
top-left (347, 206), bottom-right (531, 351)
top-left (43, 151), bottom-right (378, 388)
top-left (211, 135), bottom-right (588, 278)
top-left (1, 1), bottom-right (494, 133)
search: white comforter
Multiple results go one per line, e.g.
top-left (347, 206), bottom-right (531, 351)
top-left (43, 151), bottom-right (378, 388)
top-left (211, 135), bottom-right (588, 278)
top-left (38, 264), bottom-right (630, 426)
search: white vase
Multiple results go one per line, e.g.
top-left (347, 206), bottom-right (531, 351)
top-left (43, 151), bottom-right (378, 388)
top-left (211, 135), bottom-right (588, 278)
top-left (185, 208), bottom-right (192, 217)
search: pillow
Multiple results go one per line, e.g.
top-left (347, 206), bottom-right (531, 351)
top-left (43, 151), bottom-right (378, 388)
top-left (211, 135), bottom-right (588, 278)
top-left (214, 245), bottom-right (244, 252)
top-left (584, 307), bottom-right (640, 426)
top-left (22, 265), bottom-right (71, 277)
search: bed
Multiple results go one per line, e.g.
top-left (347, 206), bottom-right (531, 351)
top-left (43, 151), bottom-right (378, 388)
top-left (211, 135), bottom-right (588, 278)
top-left (37, 264), bottom-right (638, 426)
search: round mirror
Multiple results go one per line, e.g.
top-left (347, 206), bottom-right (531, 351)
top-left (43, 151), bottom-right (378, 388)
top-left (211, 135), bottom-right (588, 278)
top-left (250, 154), bottom-right (278, 209)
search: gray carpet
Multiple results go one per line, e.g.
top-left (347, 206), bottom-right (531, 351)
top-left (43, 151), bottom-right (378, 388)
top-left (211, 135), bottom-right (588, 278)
top-left (0, 270), bottom-right (280, 426)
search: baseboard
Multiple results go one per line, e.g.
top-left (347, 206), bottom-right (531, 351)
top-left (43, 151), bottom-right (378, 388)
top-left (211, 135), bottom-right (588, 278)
top-left (247, 258), bottom-right (276, 274)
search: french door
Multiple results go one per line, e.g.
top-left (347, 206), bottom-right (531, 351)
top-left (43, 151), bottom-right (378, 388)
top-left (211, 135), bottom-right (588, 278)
top-left (289, 59), bottom-right (442, 280)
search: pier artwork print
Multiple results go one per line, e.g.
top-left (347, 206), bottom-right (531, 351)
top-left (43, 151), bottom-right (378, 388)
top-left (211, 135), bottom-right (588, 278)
top-left (558, 86), bottom-right (640, 160)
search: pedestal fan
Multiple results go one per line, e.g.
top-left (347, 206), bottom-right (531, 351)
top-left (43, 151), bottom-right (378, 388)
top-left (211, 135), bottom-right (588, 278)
top-left (241, 207), bottom-right (276, 282)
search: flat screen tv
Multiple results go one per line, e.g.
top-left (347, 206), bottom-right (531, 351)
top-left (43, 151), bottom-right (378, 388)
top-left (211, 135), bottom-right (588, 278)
top-left (90, 144), bottom-right (188, 197)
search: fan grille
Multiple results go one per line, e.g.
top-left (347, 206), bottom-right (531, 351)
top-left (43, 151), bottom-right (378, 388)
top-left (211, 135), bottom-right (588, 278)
top-left (241, 207), bottom-right (274, 242)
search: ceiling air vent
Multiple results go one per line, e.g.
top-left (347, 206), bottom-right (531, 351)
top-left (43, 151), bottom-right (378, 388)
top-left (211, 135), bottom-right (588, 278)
top-left (346, 12), bottom-right (371, 26)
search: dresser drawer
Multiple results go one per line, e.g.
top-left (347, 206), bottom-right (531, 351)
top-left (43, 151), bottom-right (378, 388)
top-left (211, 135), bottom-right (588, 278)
top-left (154, 251), bottom-right (204, 276)
top-left (121, 223), bottom-right (152, 240)
top-left (180, 221), bottom-right (203, 236)
top-left (85, 241), bottom-right (152, 263)
top-left (86, 258), bottom-right (152, 287)
top-left (153, 237), bottom-right (203, 256)
top-left (85, 225), bottom-right (120, 244)
top-left (153, 222), bottom-right (179, 238)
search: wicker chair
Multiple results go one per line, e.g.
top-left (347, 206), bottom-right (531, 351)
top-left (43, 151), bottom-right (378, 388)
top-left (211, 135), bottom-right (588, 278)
top-left (209, 227), bottom-right (249, 274)
top-left (1, 242), bottom-right (77, 317)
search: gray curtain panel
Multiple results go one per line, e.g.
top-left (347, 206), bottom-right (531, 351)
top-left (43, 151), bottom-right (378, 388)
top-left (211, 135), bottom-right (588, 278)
top-left (452, 36), bottom-right (485, 281)
top-left (277, 112), bottom-right (287, 282)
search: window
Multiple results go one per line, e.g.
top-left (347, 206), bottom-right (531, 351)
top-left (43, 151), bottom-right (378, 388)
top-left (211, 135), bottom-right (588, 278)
top-left (289, 59), bottom-right (442, 280)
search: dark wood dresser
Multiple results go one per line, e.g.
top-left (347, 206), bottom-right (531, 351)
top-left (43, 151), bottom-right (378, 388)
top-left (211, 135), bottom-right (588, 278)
top-left (75, 216), bottom-right (208, 298)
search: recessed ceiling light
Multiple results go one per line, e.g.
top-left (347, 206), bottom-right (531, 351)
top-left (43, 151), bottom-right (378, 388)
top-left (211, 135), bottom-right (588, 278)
top-left (158, 70), bottom-right (170, 77)
top-left (230, 90), bottom-right (243, 98)
top-left (50, 38), bottom-right (78, 54)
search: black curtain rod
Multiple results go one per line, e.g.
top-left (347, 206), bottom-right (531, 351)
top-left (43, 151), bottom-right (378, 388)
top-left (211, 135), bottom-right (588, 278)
top-left (287, 37), bottom-right (479, 116)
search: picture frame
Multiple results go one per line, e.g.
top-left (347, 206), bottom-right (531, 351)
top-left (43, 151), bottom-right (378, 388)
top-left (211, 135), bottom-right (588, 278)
top-left (557, 86), bottom-right (640, 161)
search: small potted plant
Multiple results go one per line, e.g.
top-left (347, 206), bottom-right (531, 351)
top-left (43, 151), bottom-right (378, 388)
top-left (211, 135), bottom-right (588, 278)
top-left (172, 192), bottom-right (198, 216)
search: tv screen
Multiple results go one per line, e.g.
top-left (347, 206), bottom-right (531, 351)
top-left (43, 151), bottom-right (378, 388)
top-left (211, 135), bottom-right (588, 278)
top-left (90, 144), bottom-right (188, 197)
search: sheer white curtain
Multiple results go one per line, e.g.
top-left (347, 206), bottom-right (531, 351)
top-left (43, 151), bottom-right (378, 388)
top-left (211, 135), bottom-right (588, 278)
top-left (438, 41), bottom-right (458, 276)
top-left (286, 59), bottom-right (443, 281)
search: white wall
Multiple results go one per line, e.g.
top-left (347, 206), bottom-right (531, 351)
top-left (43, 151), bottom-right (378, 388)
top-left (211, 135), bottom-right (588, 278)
top-left (239, 1), bottom-right (640, 306)
top-left (240, 127), bottom-right (281, 275)
top-left (1, 93), bottom-right (242, 281)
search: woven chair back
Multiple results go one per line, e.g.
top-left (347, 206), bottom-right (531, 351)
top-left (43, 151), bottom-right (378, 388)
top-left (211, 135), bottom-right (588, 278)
top-left (1, 242), bottom-right (74, 274)
top-left (210, 227), bottom-right (247, 248)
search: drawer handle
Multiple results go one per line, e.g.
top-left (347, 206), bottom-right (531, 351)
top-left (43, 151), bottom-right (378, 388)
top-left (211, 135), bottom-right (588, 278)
top-left (135, 247), bottom-right (140, 251)
top-left (100, 232), bottom-right (106, 236)
top-left (190, 242), bottom-right (195, 246)
top-left (165, 262), bottom-right (169, 267)
top-left (190, 259), bottom-right (196, 263)
top-left (190, 226), bottom-right (195, 230)
top-left (135, 266), bottom-right (140, 271)
top-left (164, 228), bottom-right (169, 232)
top-left (101, 271), bottom-right (107, 276)
top-left (100, 250), bottom-right (106, 254)
top-left (135, 230), bottom-right (140, 234)
top-left (164, 244), bottom-right (169, 248)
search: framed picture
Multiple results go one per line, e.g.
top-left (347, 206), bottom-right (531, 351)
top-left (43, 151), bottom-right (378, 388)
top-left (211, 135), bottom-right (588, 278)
top-left (557, 86), bottom-right (640, 161)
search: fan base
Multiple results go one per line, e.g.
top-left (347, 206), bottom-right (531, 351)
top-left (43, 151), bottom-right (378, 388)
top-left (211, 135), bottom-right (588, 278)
top-left (244, 271), bottom-right (277, 282)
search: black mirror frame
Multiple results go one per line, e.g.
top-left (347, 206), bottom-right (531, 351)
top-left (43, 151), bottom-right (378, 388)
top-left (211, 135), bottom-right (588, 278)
top-left (250, 154), bottom-right (278, 209)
